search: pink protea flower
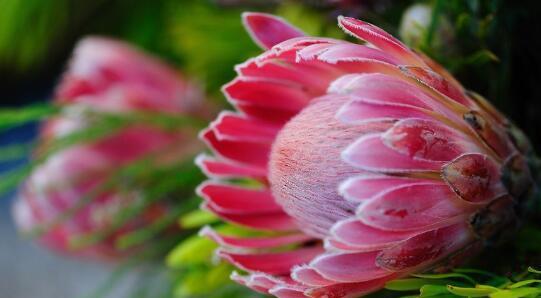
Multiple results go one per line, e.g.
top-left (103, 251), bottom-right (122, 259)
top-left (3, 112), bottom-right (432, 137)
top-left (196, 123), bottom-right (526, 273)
top-left (12, 37), bottom-right (205, 260)
top-left (197, 13), bottom-right (536, 297)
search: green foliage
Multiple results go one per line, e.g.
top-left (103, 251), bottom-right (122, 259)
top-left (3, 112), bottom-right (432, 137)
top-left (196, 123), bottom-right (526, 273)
top-left (166, 223), bottom-right (265, 298)
top-left (385, 267), bottom-right (541, 298)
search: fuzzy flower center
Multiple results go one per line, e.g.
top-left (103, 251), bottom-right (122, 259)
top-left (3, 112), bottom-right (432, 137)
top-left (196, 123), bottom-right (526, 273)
top-left (269, 96), bottom-right (381, 237)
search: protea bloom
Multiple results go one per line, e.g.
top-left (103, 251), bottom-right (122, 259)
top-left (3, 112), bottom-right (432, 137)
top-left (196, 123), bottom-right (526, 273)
top-left (197, 13), bottom-right (536, 297)
top-left (12, 37), bottom-right (205, 260)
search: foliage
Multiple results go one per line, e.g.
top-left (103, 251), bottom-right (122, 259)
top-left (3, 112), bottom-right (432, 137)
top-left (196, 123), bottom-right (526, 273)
top-left (0, 1), bottom-right (541, 298)
top-left (384, 267), bottom-right (541, 298)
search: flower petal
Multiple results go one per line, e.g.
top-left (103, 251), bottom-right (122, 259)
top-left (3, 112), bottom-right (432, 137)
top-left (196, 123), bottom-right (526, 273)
top-left (242, 12), bottom-right (305, 50)
top-left (309, 251), bottom-right (391, 283)
top-left (357, 183), bottom-right (468, 231)
top-left (200, 226), bottom-right (312, 250)
top-left (219, 246), bottom-right (324, 275)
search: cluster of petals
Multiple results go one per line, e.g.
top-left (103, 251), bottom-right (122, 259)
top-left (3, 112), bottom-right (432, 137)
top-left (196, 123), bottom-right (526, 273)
top-left (197, 12), bottom-right (534, 297)
top-left (13, 37), bottom-right (203, 259)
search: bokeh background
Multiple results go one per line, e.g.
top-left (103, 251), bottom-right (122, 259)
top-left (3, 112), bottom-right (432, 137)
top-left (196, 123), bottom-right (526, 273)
top-left (1, 1), bottom-right (541, 298)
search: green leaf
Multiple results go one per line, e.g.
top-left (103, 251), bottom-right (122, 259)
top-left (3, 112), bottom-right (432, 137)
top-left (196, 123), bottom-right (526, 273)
top-left (490, 288), bottom-right (541, 298)
top-left (420, 284), bottom-right (451, 297)
top-left (385, 278), bottom-right (447, 291)
top-left (528, 267), bottom-right (541, 274)
top-left (179, 210), bottom-right (218, 229)
top-left (166, 234), bottom-right (217, 268)
top-left (507, 279), bottom-right (541, 289)
top-left (0, 103), bottom-right (57, 131)
top-left (413, 273), bottom-right (477, 285)
top-left (447, 285), bottom-right (499, 297)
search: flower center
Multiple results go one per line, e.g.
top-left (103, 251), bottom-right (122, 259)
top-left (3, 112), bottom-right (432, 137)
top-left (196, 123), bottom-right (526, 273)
top-left (269, 95), bottom-right (385, 237)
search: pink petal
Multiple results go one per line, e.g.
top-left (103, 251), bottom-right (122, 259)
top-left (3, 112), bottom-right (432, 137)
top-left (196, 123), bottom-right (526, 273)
top-left (195, 154), bottom-right (267, 180)
top-left (203, 202), bottom-right (297, 232)
top-left (218, 246), bottom-right (324, 275)
top-left (200, 128), bottom-right (270, 168)
top-left (237, 58), bottom-right (340, 95)
top-left (330, 218), bottom-right (420, 250)
top-left (232, 271), bottom-right (286, 294)
top-left (342, 134), bottom-right (444, 173)
top-left (400, 66), bottom-right (472, 107)
top-left (242, 12), bottom-right (305, 50)
top-left (309, 251), bottom-right (391, 283)
top-left (336, 98), bottom-right (433, 125)
top-left (305, 276), bottom-right (395, 298)
top-left (338, 175), bottom-right (428, 202)
top-left (357, 183), bottom-right (468, 231)
top-left (210, 111), bottom-right (280, 143)
top-left (292, 265), bottom-right (336, 287)
top-left (382, 118), bottom-right (480, 162)
top-left (298, 43), bottom-right (400, 65)
top-left (442, 153), bottom-right (507, 203)
top-left (330, 73), bottom-right (463, 124)
top-left (463, 111), bottom-right (514, 159)
top-left (376, 223), bottom-right (473, 271)
top-left (270, 287), bottom-right (307, 298)
top-left (224, 77), bottom-right (311, 113)
top-left (337, 16), bottom-right (424, 66)
top-left (236, 103), bottom-right (297, 124)
top-left (200, 226), bottom-right (312, 249)
top-left (329, 73), bottom-right (434, 111)
top-left (197, 182), bottom-right (282, 214)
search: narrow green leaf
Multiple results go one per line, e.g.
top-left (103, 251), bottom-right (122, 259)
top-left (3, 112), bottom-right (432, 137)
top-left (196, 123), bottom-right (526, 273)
top-left (507, 279), bottom-right (541, 289)
top-left (179, 210), bottom-right (218, 229)
top-left (385, 278), bottom-right (446, 291)
top-left (413, 273), bottom-right (477, 285)
top-left (447, 285), bottom-right (499, 297)
top-left (490, 288), bottom-right (541, 298)
top-left (420, 284), bottom-right (451, 297)
top-left (528, 267), bottom-right (541, 274)
top-left (0, 103), bottom-right (57, 131)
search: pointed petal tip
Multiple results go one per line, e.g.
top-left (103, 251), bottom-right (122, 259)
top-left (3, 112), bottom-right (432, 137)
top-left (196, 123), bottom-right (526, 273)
top-left (242, 12), bottom-right (305, 50)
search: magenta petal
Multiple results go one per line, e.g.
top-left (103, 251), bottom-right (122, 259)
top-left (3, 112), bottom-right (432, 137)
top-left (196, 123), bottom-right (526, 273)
top-left (242, 12), bottom-right (305, 50)
top-left (211, 112), bottom-right (280, 143)
top-left (330, 73), bottom-right (463, 123)
top-left (197, 182), bottom-right (282, 214)
top-left (237, 59), bottom-right (339, 95)
top-left (309, 251), bottom-right (391, 283)
top-left (338, 175), bottom-right (427, 202)
top-left (336, 98), bottom-right (433, 125)
top-left (200, 128), bottom-right (270, 168)
top-left (376, 223), bottom-right (473, 271)
top-left (200, 226), bottom-right (312, 249)
top-left (224, 77), bottom-right (310, 113)
top-left (357, 183), bottom-right (467, 231)
top-left (400, 66), bottom-right (472, 107)
top-left (232, 271), bottom-right (294, 294)
top-left (203, 202), bottom-right (296, 231)
top-left (195, 154), bottom-right (267, 180)
top-left (292, 265), bottom-right (336, 287)
top-left (442, 153), bottom-right (507, 203)
top-left (330, 218), bottom-right (419, 250)
top-left (305, 276), bottom-right (394, 298)
top-left (382, 118), bottom-right (479, 162)
top-left (218, 246), bottom-right (323, 275)
top-left (342, 134), bottom-right (444, 173)
top-left (337, 16), bottom-right (424, 66)
top-left (269, 287), bottom-right (307, 298)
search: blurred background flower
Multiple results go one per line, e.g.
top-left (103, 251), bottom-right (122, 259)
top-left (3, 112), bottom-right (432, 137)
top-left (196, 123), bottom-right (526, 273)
top-left (1, 1), bottom-right (541, 298)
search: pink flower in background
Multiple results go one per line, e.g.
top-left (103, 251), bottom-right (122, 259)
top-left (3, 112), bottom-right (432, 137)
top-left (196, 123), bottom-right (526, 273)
top-left (12, 37), bottom-right (205, 260)
top-left (197, 13), bottom-right (535, 297)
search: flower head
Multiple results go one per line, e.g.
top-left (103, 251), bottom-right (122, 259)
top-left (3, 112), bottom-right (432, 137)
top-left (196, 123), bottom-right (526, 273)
top-left (13, 37), bottom-right (205, 260)
top-left (197, 12), bottom-right (536, 297)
